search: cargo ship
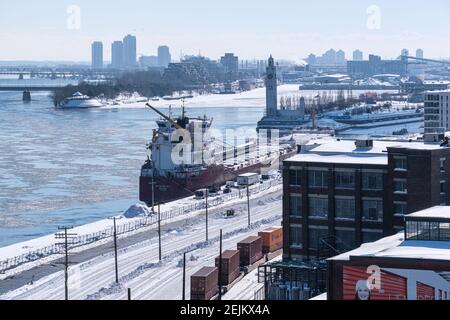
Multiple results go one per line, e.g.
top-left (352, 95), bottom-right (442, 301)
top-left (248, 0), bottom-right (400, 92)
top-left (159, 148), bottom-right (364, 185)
top-left (139, 103), bottom-right (297, 206)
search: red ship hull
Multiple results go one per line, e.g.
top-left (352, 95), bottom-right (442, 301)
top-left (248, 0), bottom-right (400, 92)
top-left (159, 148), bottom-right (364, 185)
top-left (139, 151), bottom-right (295, 205)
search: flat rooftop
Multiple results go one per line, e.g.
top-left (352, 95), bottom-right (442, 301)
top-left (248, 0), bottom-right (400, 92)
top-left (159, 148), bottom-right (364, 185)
top-left (406, 206), bottom-right (450, 220)
top-left (286, 138), bottom-right (447, 165)
top-left (328, 232), bottom-right (450, 262)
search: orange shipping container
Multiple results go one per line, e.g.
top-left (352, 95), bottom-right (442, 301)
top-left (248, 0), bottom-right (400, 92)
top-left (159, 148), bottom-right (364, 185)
top-left (258, 227), bottom-right (283, 254)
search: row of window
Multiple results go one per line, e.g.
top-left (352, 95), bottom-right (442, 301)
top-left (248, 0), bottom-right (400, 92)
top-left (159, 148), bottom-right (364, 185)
top-left (289, 170), bottom-right (383, 190)
top-left (290, 195), bottom-right (407, 221)
top-left (289, 225), bottom-right (383, 250)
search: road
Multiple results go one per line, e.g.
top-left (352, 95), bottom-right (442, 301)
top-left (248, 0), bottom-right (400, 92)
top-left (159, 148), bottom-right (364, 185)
top-left (0, 188), bottom-right (282, 300)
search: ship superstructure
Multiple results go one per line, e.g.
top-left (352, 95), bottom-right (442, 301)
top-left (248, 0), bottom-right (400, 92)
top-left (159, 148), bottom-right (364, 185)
top-left (139, 103), bottom-right (296, 206)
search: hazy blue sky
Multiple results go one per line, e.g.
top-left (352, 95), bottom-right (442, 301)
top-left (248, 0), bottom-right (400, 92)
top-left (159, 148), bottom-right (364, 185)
top-left (1, 0), bottom-right (450, 61)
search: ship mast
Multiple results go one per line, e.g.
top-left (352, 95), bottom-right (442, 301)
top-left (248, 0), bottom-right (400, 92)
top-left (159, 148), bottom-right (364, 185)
top-left (146, 103), bottom-right (182, 130)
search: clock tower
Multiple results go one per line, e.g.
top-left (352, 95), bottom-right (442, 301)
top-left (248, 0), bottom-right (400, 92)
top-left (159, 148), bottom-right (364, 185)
top-left (265, 55), bottom-right (278, 117)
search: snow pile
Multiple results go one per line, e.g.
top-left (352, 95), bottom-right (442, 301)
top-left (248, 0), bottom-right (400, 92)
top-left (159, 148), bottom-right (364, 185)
top-left (122, 204), bottom-right (153, 219)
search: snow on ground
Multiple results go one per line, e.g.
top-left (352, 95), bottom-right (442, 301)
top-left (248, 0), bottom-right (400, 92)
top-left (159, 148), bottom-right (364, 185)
top-left (102, 85), bottom-right (303, 110)
top-left (0, 189), bottom-right (283, 300)
top-left (223, 255), bottom-right (282, 301)
top-left (0, 178), bottom-right (282, 280)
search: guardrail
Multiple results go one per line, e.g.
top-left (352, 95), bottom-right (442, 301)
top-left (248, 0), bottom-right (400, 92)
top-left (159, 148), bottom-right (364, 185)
top-left (0, 178), bottom-right (282, 274)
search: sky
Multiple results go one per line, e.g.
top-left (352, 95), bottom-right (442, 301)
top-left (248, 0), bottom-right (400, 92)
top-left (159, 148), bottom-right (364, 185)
top-left (1, 0), bottom-right (450, 62)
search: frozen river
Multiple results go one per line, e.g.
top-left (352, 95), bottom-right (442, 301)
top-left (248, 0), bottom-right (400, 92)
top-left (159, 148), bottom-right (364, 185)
top-left (0, 84), bottom-right (418, 247)
top-left (0, 88), bottom-right (273, 246)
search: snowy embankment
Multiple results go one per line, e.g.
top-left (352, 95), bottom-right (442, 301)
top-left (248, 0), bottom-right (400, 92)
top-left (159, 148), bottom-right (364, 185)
top-left (0, 178), bottom-right (281, 280)
top-left (102, 84), bottom-right (303, 110)
top-left (0, 187), bottom-right (283, 300)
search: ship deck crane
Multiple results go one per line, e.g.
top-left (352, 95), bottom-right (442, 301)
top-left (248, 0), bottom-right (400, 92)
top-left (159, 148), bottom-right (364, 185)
top-left (146, 103), bottom-right (183, 130)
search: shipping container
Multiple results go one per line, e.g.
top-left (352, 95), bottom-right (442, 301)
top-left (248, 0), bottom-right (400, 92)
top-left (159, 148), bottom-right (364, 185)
top-left (215, 250), bottom-right (240, 285)
top-left (237, 173), bottom-right (260, 186)
top-left (258, 227), bottom-right (283, 254)
top-left (190, 267), bottom-right (218, 301)
top-left (237, 236), bottom-right (263, 266)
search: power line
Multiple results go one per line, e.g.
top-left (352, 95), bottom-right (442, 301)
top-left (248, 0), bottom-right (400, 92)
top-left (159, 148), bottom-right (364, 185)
top-left (55, 226), bottom-right (78, 300)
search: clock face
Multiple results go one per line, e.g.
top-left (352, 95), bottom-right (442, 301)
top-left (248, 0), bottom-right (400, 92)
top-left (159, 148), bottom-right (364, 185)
top-left (267, 74), bottom-right (274, 80)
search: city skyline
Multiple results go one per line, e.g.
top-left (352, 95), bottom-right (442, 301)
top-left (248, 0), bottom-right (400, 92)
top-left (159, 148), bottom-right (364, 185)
top-left (1, 0), bottom-right (450, 62)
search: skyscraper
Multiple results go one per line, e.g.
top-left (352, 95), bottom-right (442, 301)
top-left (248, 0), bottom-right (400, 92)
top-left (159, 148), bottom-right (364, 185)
top-left (157, 45), bottom-right (171, 68)
top-left (353, 49), bottom-right (363, 61)
top-left (123, 34), bottom-right (137, 69)
top-left (336, 50), bottom-right (346, 65)
top-left (111, 41), bottom-right (124, 69)
top-left (220, 53), bottom-right (239, 80)
top-left (91, 41), bottom-right (103, 69)
top-left (416, 48), bottom-right (424, 59)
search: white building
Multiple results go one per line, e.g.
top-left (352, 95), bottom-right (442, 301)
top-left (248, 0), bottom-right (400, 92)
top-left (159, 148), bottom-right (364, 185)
top-left (416, 48), bottom-right (424, 59)
top-left (353, 50), bottom-right (363, 61)
top-left (425, 90), bottom-right (450, 133)
top-left (140, 55), bottom-right (159, 68)
top-left (91, 41), bottom-right (103, 69)
top-left (123, 34), bottom-right (137, 69)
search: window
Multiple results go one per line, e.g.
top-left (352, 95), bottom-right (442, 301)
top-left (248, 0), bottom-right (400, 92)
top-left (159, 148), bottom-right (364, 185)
top-left (362, 172), bottom-right (383, 190)
top-left (335, 198), bottom-right (355, 220)
top-left (309, 196), bottom-right (328, 219)
top-left (441, 181), bottom-right (446, 194)
top-left (394, 202), bottom-right (407, 217)
top-left (335, 229), bottom-right (356, 250)
top-left (308, 227), bottom-right (328, 250)
top-left (394, 179), bottom-right (407, 194)
top-left (362, 199), bottom-right (383, 222)
top-left (394, 157), bottom-right (407, 171)
top-left (362, 230), bottom-right (383, 243)
top-left (308, 170), bottom-right (328, 188)
top-left (335, 171), bottom-right (355, 189)
top-left (289, 170), bottom-right (302, 186)
top-left (290, 225), bottom-right (303, 247)
top-left (290, 195), bottom-right (302, 217)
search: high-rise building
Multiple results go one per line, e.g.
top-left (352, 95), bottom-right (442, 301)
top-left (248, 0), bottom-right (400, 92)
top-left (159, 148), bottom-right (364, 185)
top-left (424, 90), bottom-right (450, 133)
top-left (157, 45), bottom-right (171, 68)
top-left (111, 41), bottom-right (124, 69)
top-left (336, 50), bottom-right (346, 65)
top-left (123, 34), bottom-right (137, 69)
top-left (91, 41), bottom-right (103, 69)
top-left (353, 50), bottom-right (363, 61)
top-left (416, 48), bottom-right (424, 59)
top-left (220, 53), bottom-right (239, 81)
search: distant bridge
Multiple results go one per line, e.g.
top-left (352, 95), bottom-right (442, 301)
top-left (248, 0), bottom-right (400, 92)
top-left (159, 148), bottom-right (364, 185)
top-left (0, 82), bottom-right (76, 101)
top-left (0, 85), bottom-right (68, 91)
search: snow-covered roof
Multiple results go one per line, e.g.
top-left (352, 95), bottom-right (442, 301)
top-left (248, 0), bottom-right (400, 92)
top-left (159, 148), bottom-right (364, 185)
top-left (286, 139), bottom-right (446, 166)
top-left (406, 206), bottom-right (450, 220)
top-left (426, 89), bottom-right (450, 94)
top-left (329, 232), bottom-right (450, 262)
top-left (288, 153), bottom-right (388, 165)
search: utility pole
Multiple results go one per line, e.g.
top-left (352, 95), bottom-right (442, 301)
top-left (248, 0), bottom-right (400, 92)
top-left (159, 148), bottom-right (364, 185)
top-left (247, 184), bottom-right (251, 227)
top-left (218, 229), bottom-right (223, 301)
top-left (205, 189), bottom-right (209, 242)
top-left (128, 288), bottom-right (131, 300)
top-left (182, 252), bottom-right (186, 301)
top-left (55, 226), bottom-right (77, 301)
top-left (151, 169), bottom-right (155, 215)
top-left (158, 204), bottom-right (162, 261)
top-left (113, 217), bottom-right (119, 283)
